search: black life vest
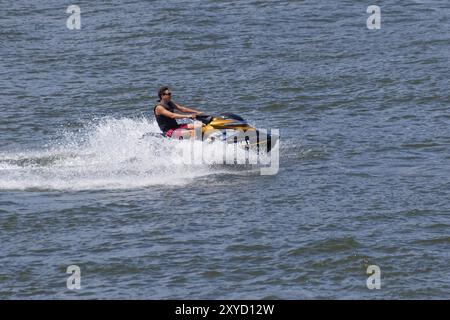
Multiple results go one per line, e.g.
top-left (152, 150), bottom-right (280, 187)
top-left (154, 100), bottom-right (179, 133)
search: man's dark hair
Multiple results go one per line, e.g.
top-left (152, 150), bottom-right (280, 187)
top-left (158, 86), bottom-right (170, 100)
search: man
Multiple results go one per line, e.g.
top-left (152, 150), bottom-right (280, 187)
top-left (153, 86), bottom-right (203, 139)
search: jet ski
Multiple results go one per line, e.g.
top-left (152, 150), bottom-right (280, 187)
top-left (194, 113), bottom-right (278, 153)
top-left (144, 113), bottom-right (278, 153)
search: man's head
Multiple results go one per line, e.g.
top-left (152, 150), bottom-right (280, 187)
top-left (158, 86), bottom-right (172, 102)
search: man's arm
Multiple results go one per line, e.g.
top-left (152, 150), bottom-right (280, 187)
top-left (155, 105), bottom-right (195, 119)
top-left (174, 102), bottom-right (203, 114)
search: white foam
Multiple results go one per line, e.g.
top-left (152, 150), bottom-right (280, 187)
top-left (0, 116), bottom-right (252, 191)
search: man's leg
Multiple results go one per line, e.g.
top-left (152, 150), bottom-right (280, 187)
top-left (171, 122), bottom-right (203, 139)
top-left (186, 122), bottom-right (203, 139)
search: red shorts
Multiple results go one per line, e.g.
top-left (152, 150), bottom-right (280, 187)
top-left (164, 124), bottom-right (189, 139)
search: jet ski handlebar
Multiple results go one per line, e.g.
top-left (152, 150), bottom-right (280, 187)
top-left (195, 114), bottom-right (214, 125)
top-left (194, 113), bottom-right (247, 125)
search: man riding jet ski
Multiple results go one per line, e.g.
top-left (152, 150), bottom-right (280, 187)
top-left (153, 86), bottom-right (202, 139)
top-left (152, 87), bottom-right (278, 152)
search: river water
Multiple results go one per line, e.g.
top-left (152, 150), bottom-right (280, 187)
top-left (0, 0), bottom-right (449, 299)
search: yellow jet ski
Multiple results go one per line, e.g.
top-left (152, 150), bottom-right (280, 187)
top-left (195, 113), bottom-right (278, 153)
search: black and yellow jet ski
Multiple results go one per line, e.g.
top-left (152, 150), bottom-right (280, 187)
top-left (145, 113), bottom-right (278, 153)
top-left (194, 113), bottom-right (278, 153)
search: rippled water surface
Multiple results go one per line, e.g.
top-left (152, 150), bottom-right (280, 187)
top-left (1, 0), bottom-right (449, 299)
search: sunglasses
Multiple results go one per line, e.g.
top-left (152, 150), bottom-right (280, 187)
top-left (163, 92), bottom-right (171, 96)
